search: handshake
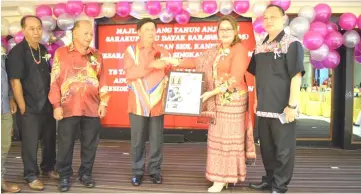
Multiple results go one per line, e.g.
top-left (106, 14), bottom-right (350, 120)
top-left (150, 57), bottom-right (181, 69)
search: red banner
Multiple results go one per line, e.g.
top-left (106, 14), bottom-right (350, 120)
top-left (97, 21), bottom-right (256, 129)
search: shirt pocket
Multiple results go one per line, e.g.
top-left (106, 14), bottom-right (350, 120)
top-left (271, 54), bottom-right (287, 76)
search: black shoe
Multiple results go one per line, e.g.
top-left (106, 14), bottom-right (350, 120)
top-left (58, 178), bottom-right (70, 192)
top-left (272, 191), bottom-right (283, 194)
top-left (79, 175), bottom-right (95, 188)
top-left (249, 182), bottom-right (271, 190)
top-left (150, 174), bottom-right (162, 184)
top-left (131, 175), bottom-right (143, 186)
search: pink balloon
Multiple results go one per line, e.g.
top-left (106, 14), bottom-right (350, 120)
top-left (66, 0), bottom-right (84, 16)
top-left (53, 3), bottom-right (67, 18)
top-left (310, 21), bottom-right (328, 37)
top-left (338, 13), bottom-right (357, 30)
top-left (145, 1), bottom-right (162, 16)
top-left (310, 58), bottom-right (324, 69)
top-left (303, 31), bottom-right (324, 50)
top-left (1, 36), bottom-right (8, 50)
top-left (166, 0), bottom-right (182, 14)
top-left (116, 2), bottom-right (131, 17)
top-left (53, 31), bottom-right (66, 39)
top-left (233, 0), bottom-right (250, 14)
top-left (270, 0), bottom-right (291, 11)
top-left (14, 32), bottom-right (24, 44)
top-left (321, 50), bottom-right (340, 69)
top-left (356, 55), bottom-right (361, 64)
top-left (324, 31), bottom-right (344, 50)
top-left (36, 5), bottom-right (52, 17)
top-left (202, 0), bottom-right (218, 14)
top-left (84, 3), bottom-right (101, 18)
top-left (357, 15), bottom-right (361, 29)
top-left (326, 21), bottom-right (338, 33)
top-left (357, 42), bottom-right (361, 53)
top-left (314, 3), bottom-right (332, 22)
top-left (253, 17), bottom-right (265, 34)
top-left (175, 10), bottom-right (190, 25)
top-left (46, 43), bottom-right (61, 57)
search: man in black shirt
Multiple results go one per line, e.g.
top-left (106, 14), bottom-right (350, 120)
top-left (247, 5), bottom-right (305, 194)
top-left (7, 15), bottom-right (58, 191)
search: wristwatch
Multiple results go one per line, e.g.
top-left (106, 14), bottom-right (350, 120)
top-left (287, 104), bottom-right (297, 109)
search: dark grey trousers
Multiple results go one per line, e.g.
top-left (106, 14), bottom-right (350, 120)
top-left (129, 113), bottom-right (164, 176)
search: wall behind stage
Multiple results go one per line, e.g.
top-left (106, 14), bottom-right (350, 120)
top-left (97, 21), bottom-right (256, 129)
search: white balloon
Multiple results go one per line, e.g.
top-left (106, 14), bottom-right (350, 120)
top-left (298, 6), bottom-right (316, 22)
top-left (9, 22), bottom-right (22, 37)
top-left (18, 5), bottom-right (35, 16)
top-left (100, 2), bottom-right (116, 18)
top-left (289, 17), bottom-right (310, 39)
top-left (40, 16), bottom-right (56, 32)
top-left (219, 1), bottom-right (233, 15)
top-left (343, 30), bottom-right (361, 48)
top-left (252, 2), bottom-right (268, 17)
top-left (1, 17), bottom-right (10, 36)
top-left (186, 1), bottom-right (201, 15)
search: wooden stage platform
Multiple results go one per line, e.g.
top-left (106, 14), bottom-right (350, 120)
top-left (3, 141), bottom-right (361, 193)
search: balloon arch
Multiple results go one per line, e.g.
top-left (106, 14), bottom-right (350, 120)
top-left (1, 0), bottom-right (361, 66)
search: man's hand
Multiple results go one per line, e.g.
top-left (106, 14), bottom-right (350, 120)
top-left (149, 60), bottom-right (167, 69)
top-left (54, 107), bottom-right (63, 120)
top-left (200, 91), bottom-right (213, 103)
top-left (19, 104), bottom-right (26, 115)
top-left (10, 97), bottom-right (17, 114)
top-left (283, 106), bottom-right (298, 123)
top-left (98, 105), bottom-right (107, 118)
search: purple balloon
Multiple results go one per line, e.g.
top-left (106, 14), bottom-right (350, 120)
top-left (322, 50), bottom-right (340, 69)
top-left (270, 0), bottom-right (291, 11)
top-left (234, 0), bottom-right (250, 14)
top-left (355, 45), bottom-right (361, 57)
top-left (324, 31), bottom-right (344, 50)
top-left (1, 36), bottom-right (8, 49)
top-left (146, 1), bottom-right (162, 16)
top-left (310, 21), bottom-right (328, 37)
top-left (116, 2), bottom-right (131, 17)
top-left (356, 55), bottom-right (361, 64)
top-left (357, 15), bottom-right (361, 29)
top-left (166, 0), bottom-right (182, 14)
top-left (46, 43), bottom-right (61, 57)
top-left (326, 21), bottom-right (338, 33)
top-left (14, 32), bottom-right (24, 44)
top-left (84, 3), bottom-right (101, 18)
top-left (53, 3), bottom-right (67, 18)
top-left (36, 5), bottom-right (53, 17)
top-left (66, 0), bottom-right (84, 16)
top-left (201, 0), bottom-right (218, 14)
top-left (357, 42), bottom-right (361, 53)
top-left (175, 9), bottom-right (190, 25)
top-left (338, 13), bottom-right (357, 30)
top-left (314, 3), bottom-right (332, 22)
top-left (253, 17), bottom-right (265, 34)
top-left (310, 58), bottom-right (324, 69)
top-left (53, 31), bottom-right (66, 39)
top-left (303, 31), bottom-right (324, 50)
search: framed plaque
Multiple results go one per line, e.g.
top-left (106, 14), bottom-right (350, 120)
top-left (164, 71), bottom-right (205, 116)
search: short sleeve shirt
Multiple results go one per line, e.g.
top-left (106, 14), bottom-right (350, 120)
top-left (247, 30), bottom-right (305, 118)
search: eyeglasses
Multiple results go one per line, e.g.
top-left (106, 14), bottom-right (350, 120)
top-left (219, 28), bottom-right (234, 33)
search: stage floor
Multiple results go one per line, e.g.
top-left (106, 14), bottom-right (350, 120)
top-left (3, 141), bottom-right (361, 193)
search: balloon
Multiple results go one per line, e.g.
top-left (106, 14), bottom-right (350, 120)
top-left (358, 42), bottom-right (361, 52)
top-left (303, 31), bottom-right (324, 50)
top-left (66, 0), bottom-right (84, 16)
top-left (357, 15), bottom-right (361, 29)
top-left (314, 3), bottom-right (332, 22)
top-left (40, 30), bottom-right (51, 45)
top-left (186, 1), bottom-right (201, 15)
top-left (270, 0), bottom-right (291, 11)
top-left (1, 36), bottom-right (8, 48)
top-left (116, 2), bottom-right (131, 18)
top-left (289, 17), bottom-right (310, 38)
top-left (321, 50), bottom-right (340, 69)
top-left (7, 38), bottom-right (16, 51)
top-left (36, 5), bottom-right (52, 18)
top-left (343, 30), bottom-right (360, 48)
top-left (220, 0), bottom-right (233, 15)
top-left (53, 3), bottom-right (67, 18)
top-left (145, 1), bottom-right (162, 16)
top-left (233, 0), bottom-right (250, 14)
top-left (84, 3), bottom-right (101, 18)
top-left (100, 2), bottom-right (116, 18)
top-left (18, 5), bottom-right (35, 16)
top-left (53, 31), bottom-right (66, 39)
top-left (310, 44), bottom-right (329, 61)
top-left (14, 32), bottom-right (24, 44)
top-left (355, 45), bottom-right (361, 57)
top-left (159, 9), bottom-right (174, 23)
top-left (166, 0), bottom-right (183, 14)
top-left (310, 21), bottom-right (328, 37)
top-left (46, 43), bottom-right (61, 57)
top-left (310, 58), bottom-right (324, 69)
top-left (324, 31), bottom-right (344, 50)
top-left (57, 13), bottom-right (75, 31)
top-left (9, 22), bottom-right (22, 37)
top-left (298, 6), bottom-right (316, 22)
top-left (201, 0), bottom-right (218, 14)
top-left (338, 13), bottom-right (357, 31)
top-left (326, 21), bottom-right (338, 33)
top-left (175, 10), bottom-right (190, 25)
top-left (252, 2), bottom-right (268, 17)
top-left (41, 16), bottom-right (56, 32)
top-left (253, 17), bottom-right (265, 34)
top-left (356, 55), bottom-right (361, 64)
top-left (1, 17), bottom-right (10, 36)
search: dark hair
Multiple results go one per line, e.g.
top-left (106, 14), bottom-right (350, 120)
top-left (266, 4), bottom-right (285, 16)
top-left (217, 15), bottom-right (241, 47)
top-left (136, 18), bottom-right (157, 31)
top-left (20, 15), bottom-right (42, 28)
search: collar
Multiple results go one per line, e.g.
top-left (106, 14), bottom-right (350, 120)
top-left (262, 30), bottom-right (285, 44)
top-left (68, 42), bottom-right (95, 55)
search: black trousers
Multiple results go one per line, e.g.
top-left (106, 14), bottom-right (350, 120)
top-left (56, 116), bottom-right (101, 179)
top-left (16, 111), bottom-right (56, 183)
top-left (258, 117), bottom-right (296, 193)
top-left (129, 113), bottom-right (164, 176)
